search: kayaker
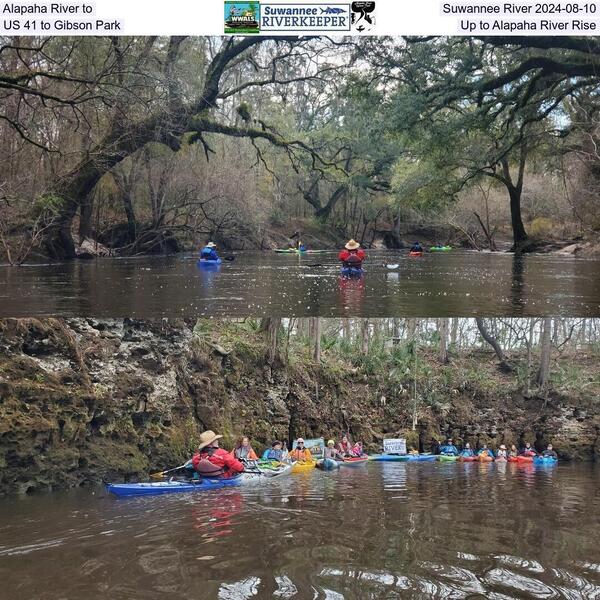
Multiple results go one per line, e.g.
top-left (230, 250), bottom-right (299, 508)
top-left (324, 440), bottom-right (341, 460)
top-left (200, 241), bottom-right (220, 261)
top-left (440, 438), bottom-right (459, 456)
top-left (509, 444), bottom-right (518, 458)
top-left (263, 440), bottom-right (284, 461)
top-left (352, 441), bottom-right (365, 456)
top-left (339, 239), bottom-right (366, 269)
top-left (542, 444), bottom-right (558, 459)
top-left (192, 430), bottom-right (244, 479)
top-left (459, 442), bottom-right (474, 458)
top-left (290, 438), bottom-right (313, 462)
top-left (476, 443), bottom-right (495, 459)
top-left (231, 436), bottom-right (258, 461)
top-left (410, 241), bottom-right (423, 253)
top-left (496, 444), bottom-right (508, 459)
top-left (338, 434), bottom-right (356, 457)
top-left (520, 442), bottom-right (537, 456)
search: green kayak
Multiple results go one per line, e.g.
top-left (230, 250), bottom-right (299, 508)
top-left (437, 455), bottom-right (459, 462)
top-left (429, 246), bottom-right (452, 252)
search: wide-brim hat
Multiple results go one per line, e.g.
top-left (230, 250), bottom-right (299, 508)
top-left (198, 430), bottom-right (223, 450)
top-left (297, 438), bottom-right (305, 443)
top-left (345, 239), bottom-right (360, 250)
top-left (206, 241), bottom-right (217, 248)
top-left (500, 444), bottom-right (507, 450)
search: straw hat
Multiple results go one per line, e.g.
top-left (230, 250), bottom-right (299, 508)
top-left (198, 430), bottom-right (223, 450)
top-left (206, 241), bottom-right (217, 248)
top-left (345, 239), bottom-right (360, 250)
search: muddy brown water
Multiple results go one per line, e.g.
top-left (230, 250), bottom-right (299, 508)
top-left (1, 462), bottom-right (598, 599)
top-left (1, 251), bottom-right (600, 317)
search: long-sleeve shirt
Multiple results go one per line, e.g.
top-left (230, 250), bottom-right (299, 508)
top-left (290, 448), bottom-right (313, 462)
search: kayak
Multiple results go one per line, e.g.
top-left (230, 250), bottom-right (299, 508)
top-left (316, 458), bottom-right (340, 470)
top-left (340, 266), bottom-right (364, 278)
top-left (478, 455), bottom-right (494, 463)
top-left (517, 455), bottom-right (534, 463)
top-left (458, 456), bottom-right (477, 462)
top-left (291, 461), bottom-right (316, 474)
top-left (408, 251), bottom-right (423, 257)
top-left (429, 246), bottom-right (452, 252)
top-left (408, 454), bottom-right (437, 462)
top-left (508, 456), bottom-right (518, 463)
top-left (437, 455), bottom-right (458, 462)
top-left (237, 463), bottom-right (293, 482)
top-left (107, 477), bottom-right (240, 498)
top-left (340, 457), bottom-right (369, 467)
top-left (369, 454), bottom-right (410, 462)
top-left (198, 258), bottom-right (222, 265)
top-left (534, 456), bottom-right (558, 465)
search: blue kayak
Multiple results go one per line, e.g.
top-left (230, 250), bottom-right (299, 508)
top-left (340, 266), bottom-right (364, 278)
top-left (533, 456), bottom-right (558, 465)
top-left (407, 454), bottom-right (437, 462)
top-left (198, 258), bottom-right (222, 265)
top-left (369, 454), bottom-right (409, 462)
top-left (107, 477), bottom-right (240, 497)
top-left (316, 458), bottom-right (340, 470)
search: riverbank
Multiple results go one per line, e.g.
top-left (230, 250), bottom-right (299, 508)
top-left (0, 318), bottom-right (598, 495)
top-left (3, 215), bottom-right (600, 263)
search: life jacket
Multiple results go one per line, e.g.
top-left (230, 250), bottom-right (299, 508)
top-left (234, 446), bottom-right (255, 460)
top-left (344, 251), bottom-right (362, 266)
top-left (194, 458), bottom-right (226, 477)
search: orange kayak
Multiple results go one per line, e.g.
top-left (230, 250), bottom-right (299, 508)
top-left (478, 455), bottom-right (493, 462)
top-left (517, 455), bottom-right (534, 463)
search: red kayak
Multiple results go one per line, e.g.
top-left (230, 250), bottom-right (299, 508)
top-left (517, 455), bottom-right (534, 463)
top-left (340, 457), bottom-right (369, 467)
top-left (508, 456), bottom-right (518, 463)
top-left (409, 251), bottom-right (423, 257)
top-left (458, 456), bottom-right (477, 462)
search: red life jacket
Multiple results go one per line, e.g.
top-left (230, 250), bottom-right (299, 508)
top-left (192, 447), bottom-right (244, 479)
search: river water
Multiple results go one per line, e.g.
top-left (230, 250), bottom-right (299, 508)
top-left (1, 462), bottom-right (598, 599)
top-left (1, 251), bottom-right (599, 317)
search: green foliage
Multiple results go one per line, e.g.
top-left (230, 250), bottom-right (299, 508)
top-left (32, 194), bottom-right (65, 219)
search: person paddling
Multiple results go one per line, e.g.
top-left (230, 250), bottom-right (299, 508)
top-left (410, 241), bottom-right (423, 253)
top-left (324, 439), bottom-right (341, 461)
top-left (509, 444), bottom-right (518, 458)
top-left (263, 440), bottom-right (284, 462)
top-left (460, 442), bottom-right (474, 458)
top-left (200, 241), bottom-right (220, 262)
top-left (339, 239), bottom-right (366, 269)
top-left (520, 442), bottom-right (537, 457)
top-left (440, 438), bottom-right (459, 456)
top-left (542, 444), bottom-right (558, 459)
top-left (231, 436), bottom-right (258, 461)
top-left (338, 434), bottom-right (356, 457)
top-left (290, 438), bottom-right (313, 462)
top-left (496, 444), bottom-right (508, 459)
top-left (192, 430), bottom-right (244, 479)
top-left (477, 443), bottom-right (495, 459)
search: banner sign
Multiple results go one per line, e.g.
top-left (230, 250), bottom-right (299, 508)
top-left (1, 0), bottom-right (597, 36)
top-left (383, 438), bottom-right (406, 455)
top-left (292, 437), bottom-right (325, 459)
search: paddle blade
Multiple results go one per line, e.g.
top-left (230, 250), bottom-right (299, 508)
top-left (150, 472), bottom-right (165, 479)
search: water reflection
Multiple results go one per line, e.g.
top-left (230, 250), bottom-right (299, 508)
top-left (0, 465), bottom-right (599, 599)
top-left (1, 251), bottom-right (600, 316)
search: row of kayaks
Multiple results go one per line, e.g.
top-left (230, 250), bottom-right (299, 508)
top-left (276, 247), bottom-right (452, 256)
top-left (108, 458), bottom-right (370, 497)
top-left (370, 453), bottom-right (557, 464)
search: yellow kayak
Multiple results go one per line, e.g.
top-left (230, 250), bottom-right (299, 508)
top-left (291, 461), bottom-right (316, 473)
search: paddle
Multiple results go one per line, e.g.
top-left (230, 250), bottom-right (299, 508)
top-left (223, 255), bottom-right (236, 262)
top-left (150, 460), bottom-right (191, 479)
top-left (385, 263), bottom-right (399, 269)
